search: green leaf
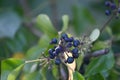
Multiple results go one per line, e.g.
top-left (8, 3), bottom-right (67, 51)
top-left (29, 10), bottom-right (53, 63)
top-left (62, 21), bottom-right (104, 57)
top-left (1, 58), bottom-right (24, 71)
top-left (26, 45), bottom-right (46, 59)
top-left (40, 65), bottom-right (56, 80)
top-left (89, 28), bottom-right (100, 42)
top-left (7, 64), bottom-right (24, 80)
top-left (22, 71), bottom-right (43, 80)
top-left (1, 58), bottom-right (24, 80)
top-left (106, 27), bottom-right (112, 36)
top-left (38, 34), bottom-right (50, 48)
top-left (92, 41), bottom-right (109, 51)
top-left (87, 73), bottom-right (105, 80)
top-left (52, 65), bottom-right (59, 80)
top-left (72, 6), bottom-right (96, 35)
top-left (85, 50), bottom-right (115, 77)
top-left (36, 14), bottom-right (57, 38)
top-left (0, 11), bottom-right (21, 38)
top-left (76, 52), bottom-right (84, 70)
top-left (83, 8), bottom-right (96, 24)
top-left (73, 71), bottom-right (85, 80)
top-left (61, 15), bottom-right (69, 32)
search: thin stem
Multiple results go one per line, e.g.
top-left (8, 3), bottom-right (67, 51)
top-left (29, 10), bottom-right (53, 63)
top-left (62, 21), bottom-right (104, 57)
top-left (100, 14), bottom-right (115, 33)
top-left (25, 59), bottom-right (45, 63)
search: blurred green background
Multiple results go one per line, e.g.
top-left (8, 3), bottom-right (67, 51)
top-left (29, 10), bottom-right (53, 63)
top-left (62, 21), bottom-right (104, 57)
top-left (1, 0), bottom-right (120, 80)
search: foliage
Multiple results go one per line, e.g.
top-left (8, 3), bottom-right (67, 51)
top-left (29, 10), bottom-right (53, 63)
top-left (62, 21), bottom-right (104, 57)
top-left (1, 0), bottom-right (120, 80)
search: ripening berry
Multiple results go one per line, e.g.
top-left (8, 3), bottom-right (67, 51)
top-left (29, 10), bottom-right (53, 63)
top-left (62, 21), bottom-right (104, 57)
top-left (105, 1), bottom-right (111, 7)
top-left (50, 38), bottom-right (57, 44)
top-left (105, 10), bottom-right (111, 16)
top-left (55, 58), bottom-right (61, 65)
top-left (67, 57), bottom-right (74, 63)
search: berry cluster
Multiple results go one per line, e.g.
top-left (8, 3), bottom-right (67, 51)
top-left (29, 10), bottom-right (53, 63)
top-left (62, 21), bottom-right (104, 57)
top-left (48, 33), bottom-right (81, 65)
top-left (105, 0), bottom-right (120, 16)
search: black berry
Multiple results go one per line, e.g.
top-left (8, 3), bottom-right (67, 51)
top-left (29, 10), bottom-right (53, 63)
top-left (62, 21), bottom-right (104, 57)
top-left (110, 3), bottom-right (116, 10)
top-left (55, 46), bottom-right (63, 53)
top-left (50, 38), bottom-right (57, 44)
top-left (61, 33), bottom-right (68, 39)
top-left (53, 51), bottom-right (58, 56)
top-left (49, 54), bottom-right (55, 59)
top-left (64, 37), bottom-right (70, 42)
top-left (67, 57), bottom-right (74, 63)
top-left (66, 42), bottom-right (72, 48)
top-left (73, 39), bottom-right (80, 47)
top-left (73, 53), bottom-right (79, 58)
top-left (55, 58), bottom-right (61, 65)
top-left (69, 37), bottom-right (74, 42)
top-left (48, 49), bottom-right (54, 55)
top-left (118, 8), bottom-right (120, 13)
top-left (105, 10), bottom-right (111, 16)
top-left (72, 48), bottom-right (78, 54)
top-left (105, 1), bottom-right (111, 7)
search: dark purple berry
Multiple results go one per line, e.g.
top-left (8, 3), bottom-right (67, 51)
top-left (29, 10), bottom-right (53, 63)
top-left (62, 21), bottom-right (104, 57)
top-left (118, 8), bottom-right (120, 13)
top-left (67, 57), bottom-right (74, 63)
top-left (54, 46), bottom-right (57, 49)
top-left (73, 39), bottom-right (80, 47)
top-left (64, 37), bottom-right (70, 42)
top-left (48, 49), bottom-right (54, 55)
top-left (49, 54), bottom-right (55, 59)
top-left (105, 10), bottom-right (111, 16)
top-left (55, 58), bottom-right (61, 65)
top-left (105, 1), bottom-right (111, 7)
top-left (61, 33), bottom-right (68, 39)
top-left (66, 42), bottom-right (72, 48)
top-left (69, 37), bottom-right (74, 42)
top-left (73, 42), bottom-right (78, 47)
top-left (110, 3), bottom-right (116, 10)
top-left (50, 38), bottom-right (57, 44)
top-left (72, 48), bottom-right (78, 54)
top-left (55, 46), bottom-right (63, 53)
top-left (73, 53), bottom-right (79, 58)
top-left (53, 51), bottom-right (58, 56)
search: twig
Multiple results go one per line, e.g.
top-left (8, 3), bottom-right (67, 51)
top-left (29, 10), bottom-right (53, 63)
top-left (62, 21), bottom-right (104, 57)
top-left (79, 48), bottom-right (109, 74)
top-left (19, 0), bottom-right (31, 17)
top-left (25, 58), bottom-right (46, 64)
top-left (100, 14), bottom-right (115, 33)
top-left (19, 0), bottom-right (42, 37)
top-left (49, 0), bottom-right (58, 28)
top-left (84, 48), bottom-right (109, 58)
